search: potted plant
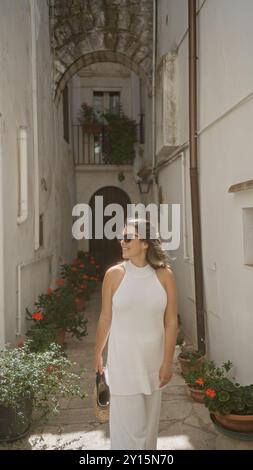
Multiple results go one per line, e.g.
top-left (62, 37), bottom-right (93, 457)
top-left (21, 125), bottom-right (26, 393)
top-left (60, 251), bottom-right (100, 302)
top-left (184, 360), bottom-right (233, 403)
top-left (26, 285), bottom-right (88, 342)
top-left (203, 376), bottom-right (253, 433)
top-left (178, 345), bottom-right (205, 377)
top-left (103, 107), bottom-right (137, 164)
top-left (78, 103), bottom-right (103, 135)
top-left (26, 326), bottom-right (59, 353)
top-left (0, 342), bottom-right (85, 442)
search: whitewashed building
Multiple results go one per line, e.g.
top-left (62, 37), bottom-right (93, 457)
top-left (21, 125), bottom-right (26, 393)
top-left (154, 0), bottom-right (253, 384)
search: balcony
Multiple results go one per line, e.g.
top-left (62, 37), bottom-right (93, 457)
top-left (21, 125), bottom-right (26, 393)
top-left (72, 114), bottom-right (144, 166)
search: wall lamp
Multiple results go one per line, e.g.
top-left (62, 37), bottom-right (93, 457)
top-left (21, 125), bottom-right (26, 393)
top-left (137, 176), bottom-right (152, 194)
top-left (136, 166), bottom-right (153, 194)
top-left (138, 179), bottom-right (152, 194)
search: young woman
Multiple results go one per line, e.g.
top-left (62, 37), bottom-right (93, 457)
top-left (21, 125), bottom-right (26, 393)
top-left (93, 218), bottom-right (178, 450)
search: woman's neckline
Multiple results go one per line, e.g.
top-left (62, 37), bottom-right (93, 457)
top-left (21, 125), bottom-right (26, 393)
top-left (126, 259), bottom-right (153, 276)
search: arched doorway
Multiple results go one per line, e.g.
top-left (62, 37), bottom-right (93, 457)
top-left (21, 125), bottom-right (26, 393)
top-left (89, 186), bottom-right (131, 276)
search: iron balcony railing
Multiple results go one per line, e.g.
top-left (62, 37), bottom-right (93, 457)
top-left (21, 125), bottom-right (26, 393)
top-left (72, 116), bottom-right (144, 166)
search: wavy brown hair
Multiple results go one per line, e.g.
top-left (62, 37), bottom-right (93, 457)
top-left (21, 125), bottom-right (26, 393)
top-left (125, 218), bottom-right (170, 270)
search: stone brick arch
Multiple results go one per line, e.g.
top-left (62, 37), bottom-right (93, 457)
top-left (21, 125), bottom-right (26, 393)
top-left (55, 50), bottom-right (151, 103)
top-left (50, 0), bottom-right (153, 102)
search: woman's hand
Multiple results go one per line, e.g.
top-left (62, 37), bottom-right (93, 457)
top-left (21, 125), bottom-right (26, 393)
top-left (159, 362), bottom-right (173, 388)
top-left (93, 353), bottom-right (104, 374)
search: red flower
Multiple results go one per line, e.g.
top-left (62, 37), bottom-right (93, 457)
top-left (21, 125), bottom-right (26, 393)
top-left (205, 388), bottom-right (216, 398)
top-left (195, 377), bottom-right (205, 386)
top-left (56, 279), bottom-right (65, 286)
top-left (79, 264), bottom-right (85, 268)
top-left (32, 312), bottom-right (44, 321)
top-left (47, 288), bottom-right (53, 295)
top-left (75, 298), bottom-right (81, 304)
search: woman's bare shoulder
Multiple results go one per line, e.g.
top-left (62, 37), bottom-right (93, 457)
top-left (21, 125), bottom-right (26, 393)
top-left (156, 265), bottom-right (175, 285)
top-left (104, 263), bottom-right (125, 282)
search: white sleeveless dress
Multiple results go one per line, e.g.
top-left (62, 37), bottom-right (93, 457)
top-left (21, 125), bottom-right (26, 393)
top-left (106, 260), bottom-right (167, 395)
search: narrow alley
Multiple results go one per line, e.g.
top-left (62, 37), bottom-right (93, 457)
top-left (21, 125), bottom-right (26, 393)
top-left (0, 0), bottom-right (253, 455)
top-left (1, 289), bottom-right (252, 451)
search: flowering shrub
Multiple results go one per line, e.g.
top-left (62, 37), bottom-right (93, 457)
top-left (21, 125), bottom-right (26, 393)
top-left (204, 378), bottom-right (253, 415)
top-left (26, 285), bottom-right (88, 341)
top-left (0, 342), bottom-right (86, 422)
top-left (185, 360), bottom-right (233, 391)
top-left (60, 251), bottom-right (100, 301)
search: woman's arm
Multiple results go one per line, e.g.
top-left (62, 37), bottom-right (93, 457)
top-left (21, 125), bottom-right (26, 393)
top-left (159, 267), bottom-right (178, 387)
top-left (93, 269), bottom-right (113, 374)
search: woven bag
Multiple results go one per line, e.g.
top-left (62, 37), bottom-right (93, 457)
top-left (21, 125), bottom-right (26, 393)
top-left (93, 372), bottom-right (110, 423)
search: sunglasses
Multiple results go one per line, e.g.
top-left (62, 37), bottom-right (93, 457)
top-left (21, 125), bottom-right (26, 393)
top-left (117, 234), bottom-right (139, 243)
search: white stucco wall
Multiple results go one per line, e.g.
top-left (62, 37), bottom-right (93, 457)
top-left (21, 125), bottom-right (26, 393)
top-left (0, 0), bottom-right (77, 345)
top-left (156, 0), bottom-right (253, 383)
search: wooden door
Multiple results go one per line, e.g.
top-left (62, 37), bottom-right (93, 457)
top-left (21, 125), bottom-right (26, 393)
top-left (89, 186), bottom-right (131, 277)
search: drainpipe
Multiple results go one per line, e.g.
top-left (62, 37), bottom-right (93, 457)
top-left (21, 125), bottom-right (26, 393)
top-left (0, 114), bottom-right (5, 347)
top-left (152, 0), bottom-right (159, 204)
top-left (17, 127), bottom-right (28, 224)
top-left (30, 0), bottom-right (40, 250)
top-left (188, 0), bottom-right (206, 354)
top-left (152, 0), bottom-right (157, 171)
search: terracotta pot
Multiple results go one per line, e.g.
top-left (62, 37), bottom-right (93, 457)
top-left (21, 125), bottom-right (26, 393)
top-left (189, 387), bottom-right (205, 403)
top-left (179, 355), bottom-right (204, 377)
top-left (214, 412), bottom-right (253, 432)
top-left (56, 328), bottom-right (66, 345)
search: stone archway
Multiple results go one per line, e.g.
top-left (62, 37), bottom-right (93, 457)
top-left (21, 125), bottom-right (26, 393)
top-left (55, 51), bottom-right (152, 103)
top-left (49, 0), bottom-right (153, 101)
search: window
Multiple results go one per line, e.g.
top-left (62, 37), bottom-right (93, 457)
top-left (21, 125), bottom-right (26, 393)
top-left (63, 85), bottom-right (69, 143)
top-left (93, 91), bottom-right (120, 116)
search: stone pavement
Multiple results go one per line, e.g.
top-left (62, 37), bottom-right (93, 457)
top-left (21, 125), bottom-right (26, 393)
top-left (1, 288), bottom-right (253, 450)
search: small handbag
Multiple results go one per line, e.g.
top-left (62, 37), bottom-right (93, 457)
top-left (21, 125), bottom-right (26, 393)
top-left (93, 371), bottom-right (110, 423)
